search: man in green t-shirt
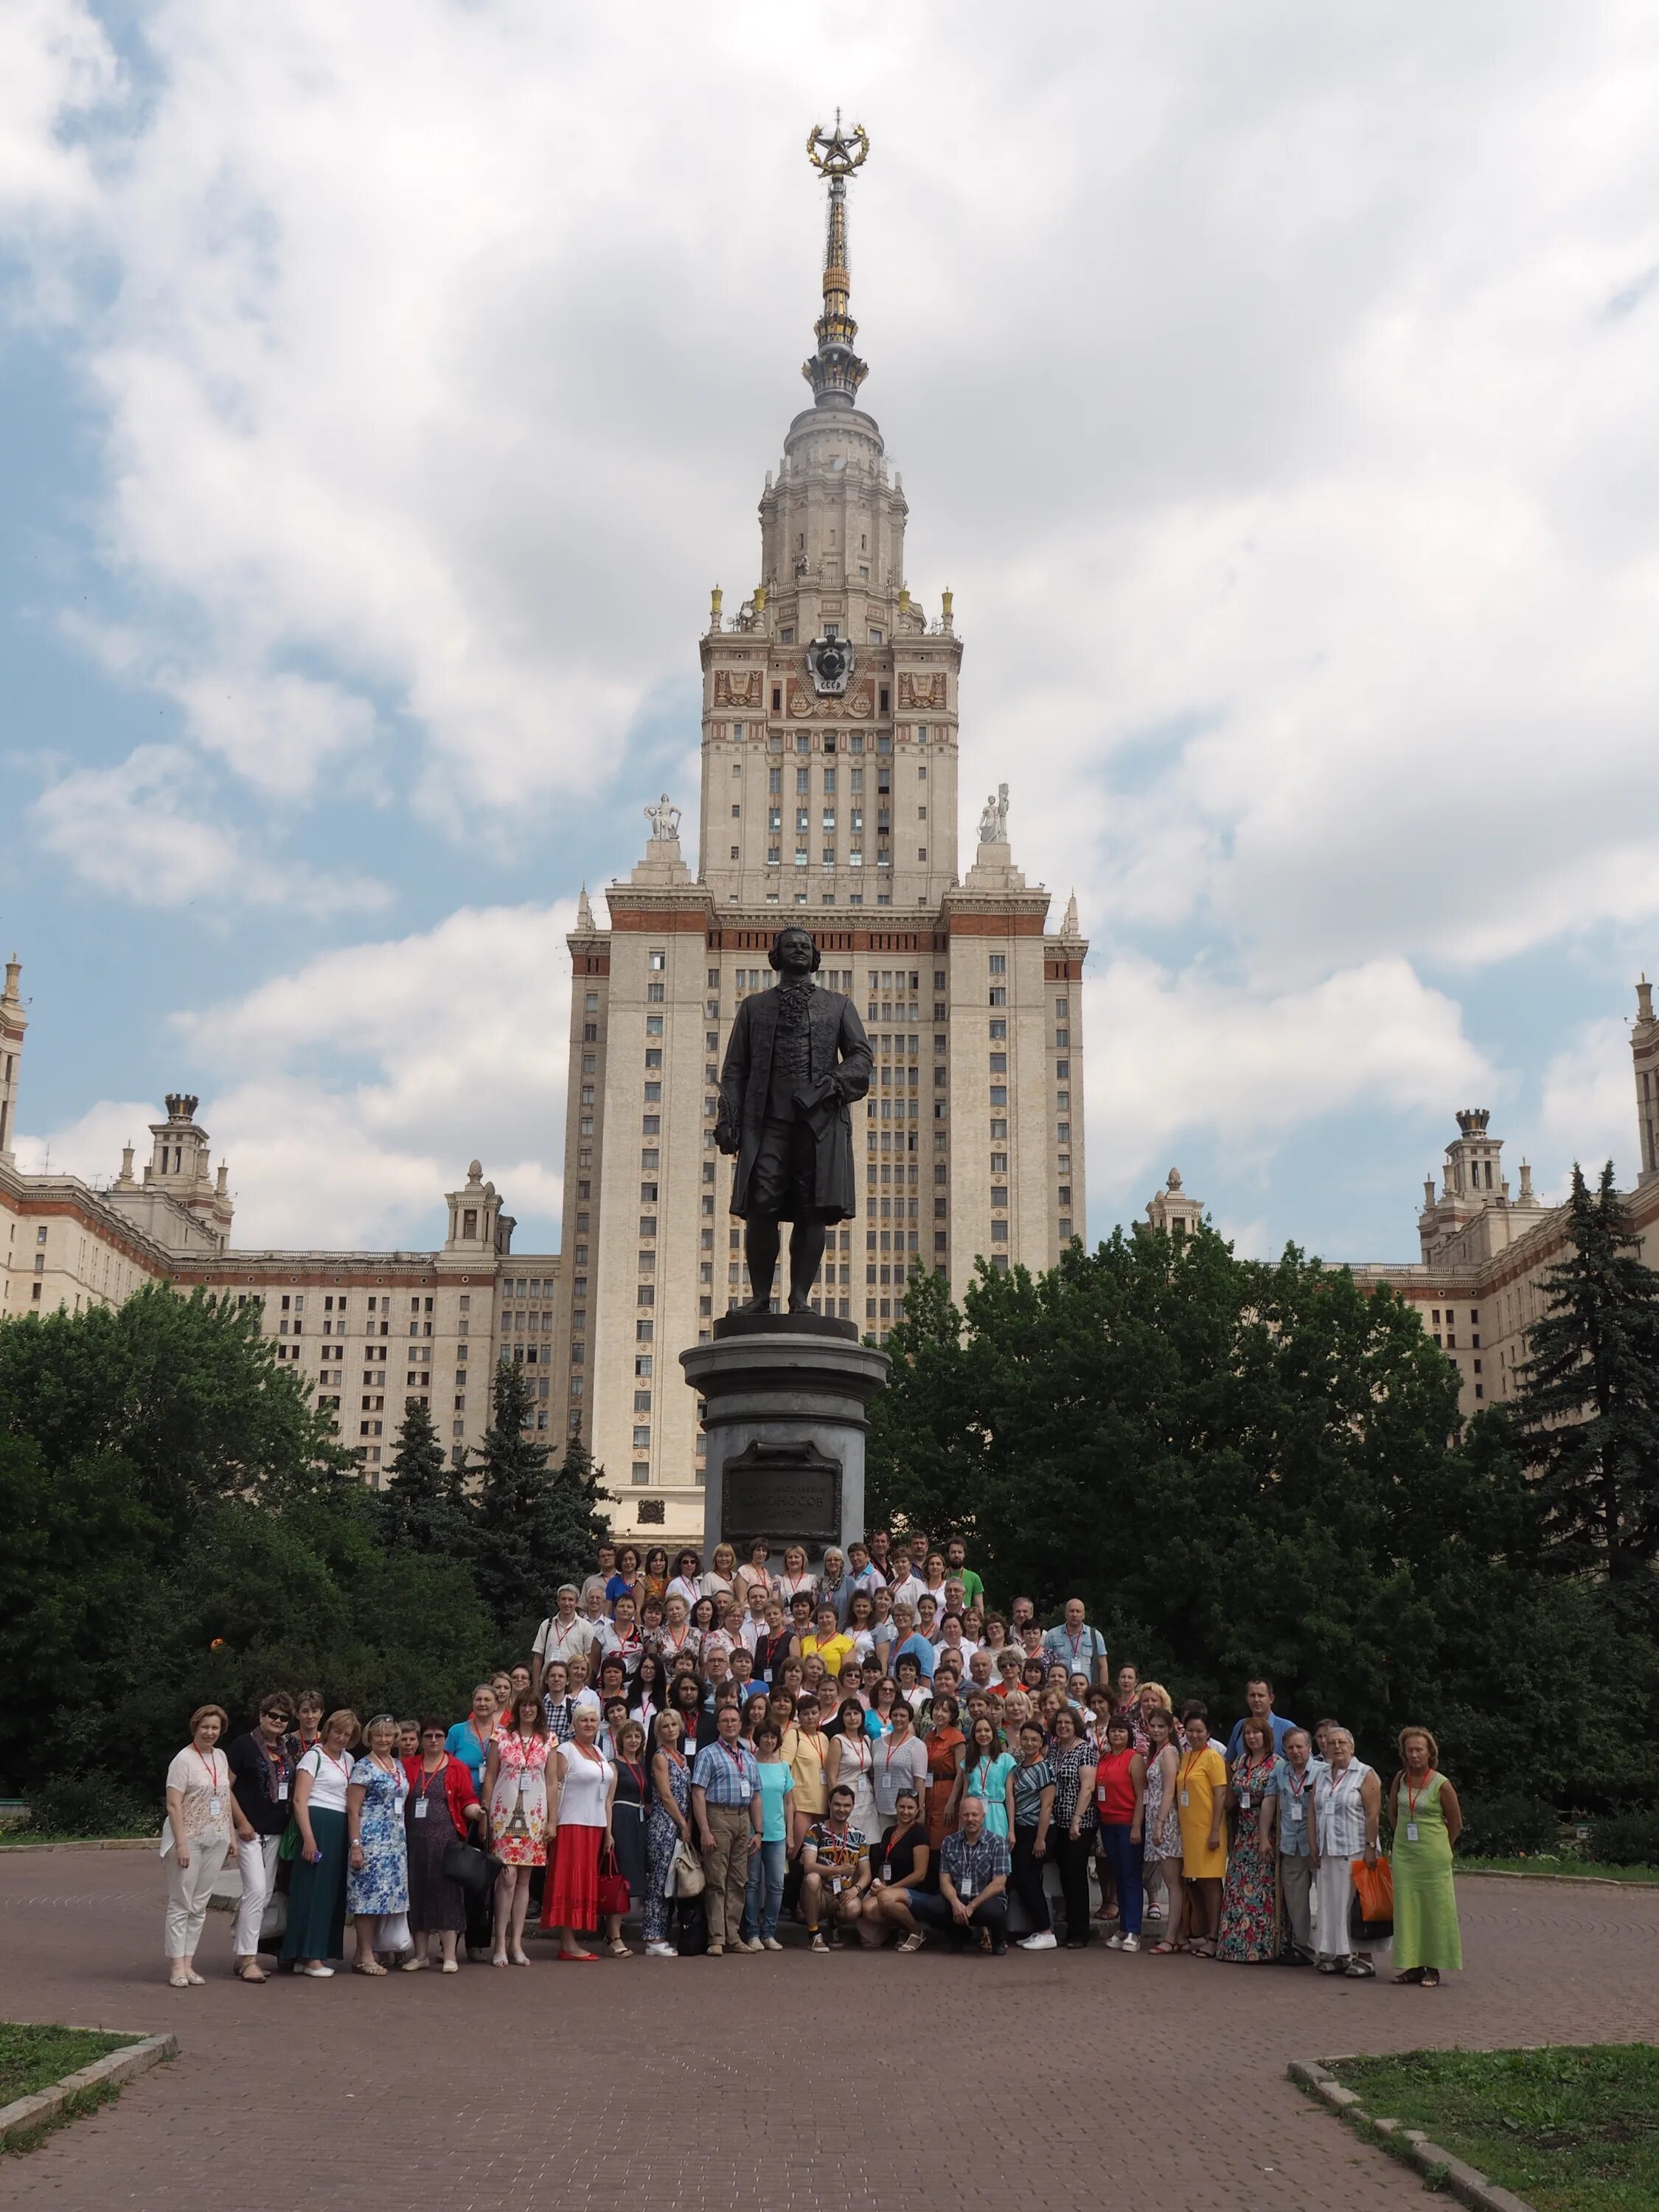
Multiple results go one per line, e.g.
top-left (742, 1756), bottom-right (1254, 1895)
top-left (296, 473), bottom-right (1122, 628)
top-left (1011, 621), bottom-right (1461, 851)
top-left (946, 1537), bottom-right (984, 1609)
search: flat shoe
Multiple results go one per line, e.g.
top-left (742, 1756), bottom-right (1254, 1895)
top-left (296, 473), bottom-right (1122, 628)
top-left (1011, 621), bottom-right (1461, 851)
top-left (400, 1958), bottom-right (428, 1972)
top-left (167, 1974), bottom-right (191, 1989)
top-left (184, 1969), bottom-right (206, 1986)
top-left (439, 1959), bottom-right (459, 1973)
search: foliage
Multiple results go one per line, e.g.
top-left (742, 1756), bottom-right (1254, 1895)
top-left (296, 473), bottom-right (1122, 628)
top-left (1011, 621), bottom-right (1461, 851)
top-left (0, 2025), bottom-right (138, 2108)
top-left (1332, 2046), bottom-right (1659, 2212)
top-left (1585, 1808), bottom-right (1659, 1867)
top-left (377, 1396), bottom-right (473, 1558)
top-left (1455, 1792), bottom-right (1563, 1858)
top-left (1514, 1162), bottom-right (1659, 1579)
top-left (869, 1228), bottom-right (1659, 1804)
top-left (465, 1366), bottom-right (611, 1654)
top-left (21, 1773), bottom-right (157, 1839)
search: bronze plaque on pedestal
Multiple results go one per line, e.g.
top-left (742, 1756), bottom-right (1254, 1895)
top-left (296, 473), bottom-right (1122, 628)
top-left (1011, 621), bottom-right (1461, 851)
top-left (720, 1439), bottom-right (842, 1551)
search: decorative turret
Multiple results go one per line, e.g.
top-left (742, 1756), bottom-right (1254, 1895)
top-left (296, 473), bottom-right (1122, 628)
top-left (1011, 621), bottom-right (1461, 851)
top-left (0, 954), bottom-right (24, 1164)
top-left (1635, 972), bottom-right (1659, 1186)
top-left (801, 114), bottom-right (870, 409)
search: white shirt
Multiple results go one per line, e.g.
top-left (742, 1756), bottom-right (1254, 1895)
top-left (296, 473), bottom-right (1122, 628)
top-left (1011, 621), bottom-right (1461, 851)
top-left (666, 1574), bottom-right (703, 1613)
top-left (534, 1613), bottom-right (600, 1664)
top-left (888, 1572), bottom-right (925, 1610)
top-left (297, 1743), bottom-right (353, 1815)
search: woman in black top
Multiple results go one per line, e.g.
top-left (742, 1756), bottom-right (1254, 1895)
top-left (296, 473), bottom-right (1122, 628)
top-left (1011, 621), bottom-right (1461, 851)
top-left (226, 1693), bottom-right (296, 1981)
top-left (862, 1789), bottom-right (932, 1945)
top-left (668, 1672), bottom-right (714, 1757)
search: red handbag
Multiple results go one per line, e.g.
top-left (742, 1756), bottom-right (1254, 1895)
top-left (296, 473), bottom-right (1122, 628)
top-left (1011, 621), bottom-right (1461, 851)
top-left (597, 1841), bottom-right (630, 1919)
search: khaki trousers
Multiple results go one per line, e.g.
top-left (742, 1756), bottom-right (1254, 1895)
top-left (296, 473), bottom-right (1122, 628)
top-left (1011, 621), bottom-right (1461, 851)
top-left (1279, 1851), bottom-right (1314, 1957)
top-left (700, 1804), bottom-right (752, 1947)
top-left (164, 1832), bottom-right (230, 1958)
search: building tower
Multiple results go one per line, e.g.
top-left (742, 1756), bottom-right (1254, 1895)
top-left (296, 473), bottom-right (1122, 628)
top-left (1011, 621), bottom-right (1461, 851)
top-left (555, 122), bottom-right (1089, 1540)
top-left (1635, 976), bottom-right (1658, 1186)
top-left (0, 958), bottom-right (24, 1164)
top-left (140, 1093), bottom-right (234, 1247)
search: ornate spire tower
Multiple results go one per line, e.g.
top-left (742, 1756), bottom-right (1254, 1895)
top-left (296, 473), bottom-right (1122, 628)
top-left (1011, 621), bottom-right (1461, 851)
top-left (802, 113), bottom-right (870, 409)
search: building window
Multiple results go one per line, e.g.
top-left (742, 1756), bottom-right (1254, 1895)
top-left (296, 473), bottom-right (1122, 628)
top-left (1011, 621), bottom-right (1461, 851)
top-left (632, 1462), bottom-right (651, 1486)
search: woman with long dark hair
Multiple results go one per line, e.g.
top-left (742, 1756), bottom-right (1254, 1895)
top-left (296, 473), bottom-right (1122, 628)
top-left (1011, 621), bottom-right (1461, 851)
top-left (669, 1670), bottom-right (709, 1759)
top-left (629, 1651), bottom-right (667, 1735)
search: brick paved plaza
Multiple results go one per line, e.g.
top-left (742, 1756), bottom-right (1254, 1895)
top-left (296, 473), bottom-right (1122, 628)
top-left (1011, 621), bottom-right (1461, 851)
top-left (0, 1851), bottom-right (1653, 2211)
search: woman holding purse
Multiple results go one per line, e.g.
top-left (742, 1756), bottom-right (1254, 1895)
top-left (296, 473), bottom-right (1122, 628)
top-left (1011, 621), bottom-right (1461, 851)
top-left (401, 1719), bottom-right (484, 1972)
top-left (282, 1709), bottom-right (359, 1978)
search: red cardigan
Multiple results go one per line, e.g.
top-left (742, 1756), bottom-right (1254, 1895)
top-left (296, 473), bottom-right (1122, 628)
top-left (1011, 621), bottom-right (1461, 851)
top-left (403, 1753), bottom-right (481, 1838)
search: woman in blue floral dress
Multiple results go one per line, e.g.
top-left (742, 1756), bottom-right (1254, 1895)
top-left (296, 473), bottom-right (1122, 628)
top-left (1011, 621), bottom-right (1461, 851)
top-left (641, 1710), bottom-right (695, 1956)
top-left (346, 1715), bottom-right (410, 1975)
top-left (1215, 1717), bottom-right (1281, 1964)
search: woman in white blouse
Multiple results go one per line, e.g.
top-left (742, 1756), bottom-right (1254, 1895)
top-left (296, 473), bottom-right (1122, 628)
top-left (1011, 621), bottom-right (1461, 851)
top-left (281, 1709), bottom-right (361, 1978)
top-left (162, 1704), bottom-right (257, 1987)
top-left (776, 1545), bottom-right (818, 1610)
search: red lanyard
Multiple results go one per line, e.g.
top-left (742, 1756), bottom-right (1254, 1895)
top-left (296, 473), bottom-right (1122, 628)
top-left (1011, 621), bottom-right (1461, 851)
top-left (320, 1748), bottom-right (350, 1785)
top-left (192, 1747), bottom-right (223, 1792)
top-left (718, 1739), bottom-right (751, 1778)
top-left (1405, 1772), bottom-right (1430, 1820)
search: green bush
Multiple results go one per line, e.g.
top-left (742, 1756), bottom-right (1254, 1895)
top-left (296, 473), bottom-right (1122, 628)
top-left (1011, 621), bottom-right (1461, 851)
top-left (26, 1773), bottom-right (157, 1838)
top-left (1585, 1809), bottom-right (1659, 1866)
top-left (1455, 1791), bottom-right (1562, 1857)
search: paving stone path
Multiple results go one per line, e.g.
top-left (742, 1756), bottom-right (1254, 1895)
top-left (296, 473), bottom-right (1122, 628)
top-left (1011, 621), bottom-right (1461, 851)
top-left (1, 1852), bottom-right (1653, 2211)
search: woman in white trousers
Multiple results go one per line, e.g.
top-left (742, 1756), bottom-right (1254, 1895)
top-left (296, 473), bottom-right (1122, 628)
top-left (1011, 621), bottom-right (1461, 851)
top-left (163, 1705), bottom-right (257, 1986)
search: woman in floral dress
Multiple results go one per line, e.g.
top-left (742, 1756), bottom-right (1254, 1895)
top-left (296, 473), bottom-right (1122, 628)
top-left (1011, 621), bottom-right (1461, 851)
top-left (481, 1690), bottom-right (552, 1966)
top-left (1143, 1705), bottom-right (1186, 1951)
top-left (642, 1710), bottom-right (694, 1956)
top-left (1216, 1716), bottom-right (1281, 1963)
top-left (345, 1715), bottom-right (411, 1976)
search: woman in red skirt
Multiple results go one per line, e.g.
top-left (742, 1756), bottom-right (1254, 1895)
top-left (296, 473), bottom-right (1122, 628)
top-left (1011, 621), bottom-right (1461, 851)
top-left (541, 1703), bottom-right (616, 1960)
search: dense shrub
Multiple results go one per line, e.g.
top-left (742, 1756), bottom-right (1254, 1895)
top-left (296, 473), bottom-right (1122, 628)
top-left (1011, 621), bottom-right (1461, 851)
top-left (1585, 1809), bottom-right (1659, 1867)
top-left (1455, 1792), bottom-right (1563, 1857)
top-left (26, 1773), bottom-right (158, 1839)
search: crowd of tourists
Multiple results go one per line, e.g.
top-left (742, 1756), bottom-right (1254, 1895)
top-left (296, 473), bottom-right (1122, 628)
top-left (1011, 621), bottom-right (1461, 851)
top-left (159, 1532), bottom-right (1464, 1989)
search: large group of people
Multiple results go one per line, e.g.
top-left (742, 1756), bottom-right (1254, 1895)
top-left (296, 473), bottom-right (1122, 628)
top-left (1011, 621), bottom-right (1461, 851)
top-left (160, 1532), bottom-right (1464, 1989)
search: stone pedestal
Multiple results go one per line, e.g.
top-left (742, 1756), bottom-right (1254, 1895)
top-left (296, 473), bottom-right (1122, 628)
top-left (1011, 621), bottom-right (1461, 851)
top-left (679, 1313), bottom-right (888, 1562)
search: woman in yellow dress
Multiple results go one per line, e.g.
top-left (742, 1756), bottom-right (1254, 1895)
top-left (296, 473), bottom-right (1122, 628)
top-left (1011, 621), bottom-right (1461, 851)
top-left (1174, 1703), bottom-right (1228, 1956)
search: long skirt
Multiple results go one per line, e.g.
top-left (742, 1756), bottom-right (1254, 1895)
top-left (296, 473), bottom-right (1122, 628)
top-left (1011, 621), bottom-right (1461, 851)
top-left (540, 1823), bottom-right (602, 1931)
top-left (1216, 1828), bottom-right (1279, 1961)
top-left (642, 1809), bottom-right (681, 1944)
top-left (407, 1812), bottom-right (469, 1935)
top-left (1391, 1838), bottom-right (1461, 1972)
top-left (611, 1799), bottom-right (648, 1911)
top-left (281, 1809), bottom-right (348, 1962)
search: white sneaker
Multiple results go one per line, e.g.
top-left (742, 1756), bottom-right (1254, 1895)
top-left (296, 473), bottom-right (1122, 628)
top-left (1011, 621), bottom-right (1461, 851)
top-left (740, 1937), bottom-right (764, 1952)
top-left (1105, 1933), bottom-right (1124, 1950)
top-left (1121, 1934), bottom-right (1141, 1952)
top-left (644, 1941), bottom-right (678, 1958)
top-left (762, 1936), bottom-right (784, 1951)
top-left (1017, 1930), bottom-right (1059, 1950)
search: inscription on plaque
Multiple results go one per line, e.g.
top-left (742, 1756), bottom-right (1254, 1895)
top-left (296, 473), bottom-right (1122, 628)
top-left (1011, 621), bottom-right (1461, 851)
top-left (720, 1439), bottom-right (841, 1551)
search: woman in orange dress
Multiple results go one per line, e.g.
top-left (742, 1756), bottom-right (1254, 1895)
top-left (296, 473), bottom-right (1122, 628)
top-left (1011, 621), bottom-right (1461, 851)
top-left (922, 1691), bottom-right (965, 1851)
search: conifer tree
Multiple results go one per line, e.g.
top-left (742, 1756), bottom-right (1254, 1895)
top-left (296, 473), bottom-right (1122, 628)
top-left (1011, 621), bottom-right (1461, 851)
top-left (379, 1395), bottom-right (473, 1557)
top-left (469, 1363), bottom-right (610, 1640)
top-left (1514, 1161), bottom-right (1659, 1579)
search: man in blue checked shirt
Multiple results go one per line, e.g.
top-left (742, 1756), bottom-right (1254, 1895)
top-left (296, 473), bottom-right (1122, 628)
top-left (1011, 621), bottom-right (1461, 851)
top-left (877, 1795), bottom-right (1010, 1954)
top-left (690, 1701), bottom-right (762, 1957)
top-left (1040, 1598), bottom-right (1110, 1689)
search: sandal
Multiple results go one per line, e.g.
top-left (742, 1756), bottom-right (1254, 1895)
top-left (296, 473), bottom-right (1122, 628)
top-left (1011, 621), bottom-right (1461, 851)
top-left (1191, 1938), bottom-right (1216, 1957)
top-left (1318, 1959), bottom-right (1343, 1973)
top-left (1421, 1969), bottom-right (1441, 1989)
top-left (1344, 1957), bottom-right (1376, 1978)
top-left (1150, 1940), bottom-right (1184, 1955)
top-left (897, 1932), bottom-right (925, 1952)
top-left (352, 1960), bottom-right (388, 1977)
top-left (1392, 1968), bottom-right (1424, 1985)
top-left (236, 1962), bottom-right (268, 1983)
top-left (606, 1940), bottom-right (630, 1958)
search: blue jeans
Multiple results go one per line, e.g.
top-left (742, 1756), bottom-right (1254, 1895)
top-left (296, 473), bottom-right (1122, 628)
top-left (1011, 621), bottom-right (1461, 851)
top-left (1099, 1821), bottom-right (1143, 1936)
top-left (742, 1840), bottom-right (787, 1941)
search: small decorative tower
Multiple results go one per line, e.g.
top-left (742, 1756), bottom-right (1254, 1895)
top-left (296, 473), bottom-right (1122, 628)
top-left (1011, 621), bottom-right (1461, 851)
top-left (0, 956), bottom-right (24, 1164)
top-left (1634, 975), bottom-right (1658, 1186)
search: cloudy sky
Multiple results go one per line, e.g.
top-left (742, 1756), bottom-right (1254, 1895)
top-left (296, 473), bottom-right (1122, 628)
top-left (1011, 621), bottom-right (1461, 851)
top-left (4, 1), bottom-right (1658, 1262)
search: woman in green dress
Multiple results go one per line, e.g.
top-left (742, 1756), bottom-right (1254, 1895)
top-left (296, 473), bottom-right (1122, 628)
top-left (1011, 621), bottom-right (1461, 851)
top-left (1388, 1727), bottom-right (1463, 1987)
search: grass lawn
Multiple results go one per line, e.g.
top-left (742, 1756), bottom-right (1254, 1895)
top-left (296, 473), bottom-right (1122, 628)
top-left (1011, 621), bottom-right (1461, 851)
top-left (1330, 2045), bottom-right (1659, 2212)
top-left (1458, 1856), bottom-right (1659, 1885)
top-left (0, 2024), bottom-right (139, 2107)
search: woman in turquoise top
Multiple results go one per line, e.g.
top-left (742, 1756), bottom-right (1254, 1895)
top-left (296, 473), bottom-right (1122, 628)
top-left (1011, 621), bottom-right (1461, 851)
top-left (950, 1714), bottom-right (1017, 1840)
top-left (742, 1723), bottom-right (795, 1949)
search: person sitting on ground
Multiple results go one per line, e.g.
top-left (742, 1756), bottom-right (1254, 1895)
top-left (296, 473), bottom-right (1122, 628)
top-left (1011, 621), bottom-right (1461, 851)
top-left (801, 1783), bottom-right (871, 1951)
top-left (883, 1793), bottom-right (1010, 1955)
top-left (862, 1786), bottom-right (931, 1947)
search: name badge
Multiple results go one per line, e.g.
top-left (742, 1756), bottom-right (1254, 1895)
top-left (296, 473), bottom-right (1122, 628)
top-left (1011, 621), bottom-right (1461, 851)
top-left (414, 1796), bottom-right (429, 1820)
top-left (1287, 1804), bottom-right (1304, 1823)
top-left (959, 1878), bottom-right (975, 1900)
top-left (277, 1781), bottom-right (288, 1801)
top-left (1239, 1790), bottom-right (1251, 1810)
top-left (1179, 1790), bottom-right (1189, 1809)
top-left (1405, 1821), bottom-right (1419, 1843)
top-left (208, 1795), bottom-right (223, 1820)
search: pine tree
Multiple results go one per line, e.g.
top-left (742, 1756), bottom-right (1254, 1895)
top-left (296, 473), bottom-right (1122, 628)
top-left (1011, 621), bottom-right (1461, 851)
top-left (468, 1362), bottom-right (611, 1641)
top-left (379, 1396), bottom-right (473, 1557)
top-left (1514, 1161), bottom-right (1659, 1579)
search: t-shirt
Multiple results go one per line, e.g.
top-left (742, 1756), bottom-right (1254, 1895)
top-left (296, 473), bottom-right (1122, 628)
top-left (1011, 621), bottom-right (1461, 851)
top-left (872, 1731), bottom-right (930, 1822)
top-left (952, 1566), bottom-right (986, 1607)
top-left (782, 1726), bottom-right (830, 1815)
top-left (297, 1742), bottom-right (353, 1816)
top-left (754, 1762), bottom-right (795, 1845)
top-left (894, 1633), bottom-right (937, 1681)
top-left (805, 1818), bottom-right (867, 1889)
top-left (1012, 1756), bottom-right (1054, 1829)
top-left (445, 1718), bottom-right (495, 1792)
top-left (164, 1744), bottom-right (233, 1851)
top-left (801, 1631), bottom-right (855, 1677)
top-left (875, 1821), bottom-right (928, 1890)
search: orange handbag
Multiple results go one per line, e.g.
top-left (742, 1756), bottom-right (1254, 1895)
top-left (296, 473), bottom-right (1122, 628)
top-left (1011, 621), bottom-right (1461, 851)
top-left (1350, 1854), bottom-right (1394, 1931)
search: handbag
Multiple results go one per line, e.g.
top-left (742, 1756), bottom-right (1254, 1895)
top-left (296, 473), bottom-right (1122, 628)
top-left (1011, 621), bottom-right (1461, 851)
top-left (1349, 1854), bottom-right (1394, 1937)
top-left (442, 1836), bottom-right (503, 1899)
top-left (671, 1840), bottom-right (706, 1899)
top-left (597, 1840), bottom-right (630, 1919)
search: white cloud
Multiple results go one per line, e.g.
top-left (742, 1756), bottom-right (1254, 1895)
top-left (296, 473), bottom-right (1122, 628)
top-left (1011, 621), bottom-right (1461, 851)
top-left (1084, 953), bottom-right (1491, 1201)
top-left (13, 1097), bottom-right (159, 1183)
top-left (167, 900), bottom-right (576, 1248)
top-left (29, 743), bottom-right (389, 914)
top-left (1538, 1014), bottom-right (1638, 1193)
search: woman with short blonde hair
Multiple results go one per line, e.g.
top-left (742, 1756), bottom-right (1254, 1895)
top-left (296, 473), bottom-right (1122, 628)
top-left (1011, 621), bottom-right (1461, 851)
top-left (162, 1704), bottom-right (256, 1986)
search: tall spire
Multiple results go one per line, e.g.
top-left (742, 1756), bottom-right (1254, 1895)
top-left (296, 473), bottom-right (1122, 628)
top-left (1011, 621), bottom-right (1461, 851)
top-left (803, 113), bottom-right (871, 409)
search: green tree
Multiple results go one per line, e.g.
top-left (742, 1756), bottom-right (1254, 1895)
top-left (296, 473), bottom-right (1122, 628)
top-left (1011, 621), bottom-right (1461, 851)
top-left (468, 1363), bottom-right (609, 1649)
top-left (379, 1395), bottom-right (473, 1557)
top-left (1514, 1162), bottom-right (1659, 1579)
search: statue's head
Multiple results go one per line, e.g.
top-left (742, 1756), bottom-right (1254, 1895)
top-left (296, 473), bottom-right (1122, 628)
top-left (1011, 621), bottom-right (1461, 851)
top-left (768, 927), bottom-right (821, 978)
